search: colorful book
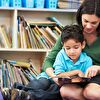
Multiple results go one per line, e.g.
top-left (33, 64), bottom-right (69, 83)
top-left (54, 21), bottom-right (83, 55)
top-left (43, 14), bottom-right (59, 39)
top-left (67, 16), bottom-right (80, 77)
top-left (0, 25), bottom-right (11, 48)
top-left (7, 60), bottom-right (31, 68)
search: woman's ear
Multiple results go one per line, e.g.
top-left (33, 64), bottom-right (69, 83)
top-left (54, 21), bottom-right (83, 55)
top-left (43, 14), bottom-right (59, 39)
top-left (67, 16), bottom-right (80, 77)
top-left (61, 42), bottom-right (63, 45)
top-left (82, 41), bottom-right (86, 49)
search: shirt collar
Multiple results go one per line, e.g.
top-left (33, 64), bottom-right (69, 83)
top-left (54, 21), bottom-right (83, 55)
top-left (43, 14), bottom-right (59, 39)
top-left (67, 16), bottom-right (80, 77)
top-left (61, 48), bottom-right (87, 65)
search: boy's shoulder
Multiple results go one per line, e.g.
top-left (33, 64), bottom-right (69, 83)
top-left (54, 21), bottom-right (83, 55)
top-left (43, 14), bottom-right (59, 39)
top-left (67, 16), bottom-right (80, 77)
top-left (56, 48), bottom-right (69, 60)
top-left (57, 48), bottom-right (65, 55)
top-left (81, 52), bottom-right (92, 62)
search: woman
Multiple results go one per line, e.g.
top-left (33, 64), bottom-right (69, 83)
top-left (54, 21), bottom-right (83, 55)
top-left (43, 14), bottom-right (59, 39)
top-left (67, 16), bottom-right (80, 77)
top-left (42, 0), bottom-right (100, 99)
top-left (2, 0), bottom-right (100, 100)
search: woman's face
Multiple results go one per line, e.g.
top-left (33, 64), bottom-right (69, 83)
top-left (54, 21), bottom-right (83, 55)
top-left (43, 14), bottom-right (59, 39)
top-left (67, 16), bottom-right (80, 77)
top-left (82, 14), bottom-right (100, 34)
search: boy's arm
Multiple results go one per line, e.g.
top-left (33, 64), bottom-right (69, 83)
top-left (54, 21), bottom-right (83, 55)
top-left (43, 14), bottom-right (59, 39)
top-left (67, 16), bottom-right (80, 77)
top-left (45, 67), bottom-right (56, 78)
top-left (57, 70), bottom-right (84, 78)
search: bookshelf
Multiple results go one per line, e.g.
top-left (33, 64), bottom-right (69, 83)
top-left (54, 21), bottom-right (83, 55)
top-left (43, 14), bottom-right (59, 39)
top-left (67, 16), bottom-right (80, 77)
top-left (0, 7), bottom-right (77, 74)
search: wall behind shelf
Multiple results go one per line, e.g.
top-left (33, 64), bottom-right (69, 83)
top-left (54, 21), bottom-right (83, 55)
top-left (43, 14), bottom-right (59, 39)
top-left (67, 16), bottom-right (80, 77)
top-left (18, 11), bottom-right (76, 26)
top-left (0, 10), bottom-right (13, 34)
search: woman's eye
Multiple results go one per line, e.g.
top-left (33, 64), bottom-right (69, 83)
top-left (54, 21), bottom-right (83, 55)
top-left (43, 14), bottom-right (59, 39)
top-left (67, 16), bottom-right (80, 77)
top-left (91, 22), bottom-right (98, 26)
top-left (84, 20), bottom-right (88, 23)
top-left (91, 21), bottom-right (98, 24)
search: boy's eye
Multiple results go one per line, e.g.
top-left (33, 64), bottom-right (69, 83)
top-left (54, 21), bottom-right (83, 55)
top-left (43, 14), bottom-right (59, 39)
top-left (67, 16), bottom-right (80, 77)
top-left (74, 46), bottom-right (79, 49)
top-left (65, 48), bottom-right (70, 50)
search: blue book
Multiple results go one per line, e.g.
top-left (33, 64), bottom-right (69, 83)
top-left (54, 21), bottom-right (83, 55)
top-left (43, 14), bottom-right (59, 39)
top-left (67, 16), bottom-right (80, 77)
top-left (47, 17), bottom-right (64, 29)
top-left (0, 0), bottom-right (10, 7)
top-left (34, 0), bottom-right (45, 8)
top-left (10, 0), bottom-right (22, 7)
top-left (45, 0), bottom-right (58, 9)
top-left (22, 0), bottom-right (34, 8)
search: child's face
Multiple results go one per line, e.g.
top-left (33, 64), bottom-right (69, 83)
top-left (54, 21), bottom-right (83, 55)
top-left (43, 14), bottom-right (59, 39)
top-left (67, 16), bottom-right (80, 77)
top-left (64, 39), bottom-right (85, 63)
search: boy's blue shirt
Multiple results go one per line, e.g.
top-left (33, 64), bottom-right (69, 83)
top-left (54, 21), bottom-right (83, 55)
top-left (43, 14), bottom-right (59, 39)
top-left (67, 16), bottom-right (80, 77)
top-left (37, 48), bottom-right (92, 79)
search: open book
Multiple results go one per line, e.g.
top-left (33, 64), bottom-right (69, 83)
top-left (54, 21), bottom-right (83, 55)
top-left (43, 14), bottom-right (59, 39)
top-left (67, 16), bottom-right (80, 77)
top-left (51, 75), bottom-right (91, 86)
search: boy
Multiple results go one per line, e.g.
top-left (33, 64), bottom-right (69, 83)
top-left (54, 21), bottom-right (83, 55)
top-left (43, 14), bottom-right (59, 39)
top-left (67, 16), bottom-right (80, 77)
top-left (37, 25), bottom-right (92, 82)
top-left (53, 24), bottom-right (93, 100)
top-left (53, 24), bottom-right (92, 82)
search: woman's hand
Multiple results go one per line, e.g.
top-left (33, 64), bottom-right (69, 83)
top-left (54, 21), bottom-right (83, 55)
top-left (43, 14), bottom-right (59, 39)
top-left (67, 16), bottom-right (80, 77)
top-left (85, 65), bottom-right (100, 78)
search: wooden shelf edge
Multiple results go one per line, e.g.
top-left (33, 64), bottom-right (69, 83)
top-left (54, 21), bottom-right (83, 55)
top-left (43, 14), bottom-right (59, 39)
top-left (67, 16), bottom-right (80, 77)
top-left (0, 7), bottom-right (77, 12)
top-left (0, 48), bottom-right (51, 52)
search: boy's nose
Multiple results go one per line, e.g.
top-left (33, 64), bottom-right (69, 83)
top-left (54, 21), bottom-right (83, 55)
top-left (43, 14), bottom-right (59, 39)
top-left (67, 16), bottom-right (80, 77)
top-left (70, 49), bottom-right (75, 53)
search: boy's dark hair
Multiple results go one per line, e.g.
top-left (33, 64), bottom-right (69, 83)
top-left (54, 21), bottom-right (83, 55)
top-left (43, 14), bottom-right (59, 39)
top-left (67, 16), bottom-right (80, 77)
top-left (76, 0), bottom-right (100, 33)
top-left (61, 25), bottom-right (84, 44)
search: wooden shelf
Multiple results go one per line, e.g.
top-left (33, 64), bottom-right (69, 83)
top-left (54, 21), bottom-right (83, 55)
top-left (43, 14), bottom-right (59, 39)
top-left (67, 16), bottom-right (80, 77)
top-left (0, 7), bottom-right (77, 12)
top-left (0, 7), bottom-right (76, 72)
top-left (0, 48), bottom-right (50, 52)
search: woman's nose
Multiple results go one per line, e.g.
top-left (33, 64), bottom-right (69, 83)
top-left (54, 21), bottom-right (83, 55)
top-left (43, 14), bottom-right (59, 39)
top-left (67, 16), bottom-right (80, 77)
top-left (86, 23), bottom-right (93, 29)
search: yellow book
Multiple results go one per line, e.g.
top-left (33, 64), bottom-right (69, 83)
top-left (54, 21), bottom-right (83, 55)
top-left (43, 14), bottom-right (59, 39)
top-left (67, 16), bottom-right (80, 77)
top-left (27, 25), bottom-right (37, 48)
top-left (45, 26), bottom-right (58, 41)
top-left (30, 21), bottom-right (56, 26)
top-left (19, 22), bottom-right (24, 48)
top-left (34, 27), bottom-right (47, 49)
top-left (0, 25), bottom-right (11, 48)
top-left (24, 28), bottom-right (32, 48)
top-left (39, 27), bottom-right (54, 46)
top-left (7, 60), bottom-right (31, 68)
top-left (54, 26), bottom-right (61, 35)
top-left (32, 28), bottom-right (43, 48)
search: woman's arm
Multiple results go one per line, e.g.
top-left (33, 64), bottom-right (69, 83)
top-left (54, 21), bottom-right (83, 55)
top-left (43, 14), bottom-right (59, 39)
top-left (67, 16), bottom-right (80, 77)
top-left (85, 65), bottom-right (100, 78)
top-left (41, 37), bottom-right (62, 84)
top-left (42, 36), bottom-right (63, 72)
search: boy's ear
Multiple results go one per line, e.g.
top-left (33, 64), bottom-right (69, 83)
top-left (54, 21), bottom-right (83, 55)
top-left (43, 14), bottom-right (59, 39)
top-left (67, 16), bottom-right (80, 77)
top-left (82, 41), bottom-right (86, 49)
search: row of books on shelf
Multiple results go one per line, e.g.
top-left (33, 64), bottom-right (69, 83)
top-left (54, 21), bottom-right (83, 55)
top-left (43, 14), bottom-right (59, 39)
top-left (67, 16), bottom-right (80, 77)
top-left (0, 0), bottom-right (58, 9)
top-left (0, 0), bottom-right (83, 9)
top-left (0, 59), bottom-right (39, 88)
top-left (0, 16), bottom-right (62, 49)
top-left (58, 0), bottom-right (83, 9)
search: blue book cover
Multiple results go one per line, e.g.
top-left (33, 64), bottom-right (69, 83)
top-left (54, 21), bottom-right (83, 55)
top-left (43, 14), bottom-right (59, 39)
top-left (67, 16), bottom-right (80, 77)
top-left (22, 0), bottom-right (34, 8)
top-left (10, 0), bottom-right (22, 7)
top-left (0, 0), bottom-right (10, 7)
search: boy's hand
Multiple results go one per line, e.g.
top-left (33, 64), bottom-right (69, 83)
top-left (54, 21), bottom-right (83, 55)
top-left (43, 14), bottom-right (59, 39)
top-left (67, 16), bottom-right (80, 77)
top-left (50, 75), bottom-right (61, 85)
top-left (52, 77), bottom-right (60, 85)
top-left (77, 70), bottom-right (85, 77)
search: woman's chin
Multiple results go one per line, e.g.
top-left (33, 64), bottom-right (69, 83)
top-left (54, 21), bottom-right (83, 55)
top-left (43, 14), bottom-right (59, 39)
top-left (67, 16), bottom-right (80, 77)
top-left (84, 30), bottom-right (95, 34)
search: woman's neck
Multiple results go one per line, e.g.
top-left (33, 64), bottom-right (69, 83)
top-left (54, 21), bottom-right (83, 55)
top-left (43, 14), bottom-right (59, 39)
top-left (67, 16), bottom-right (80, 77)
top-left (84, 32), bottom-right (98, 46)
